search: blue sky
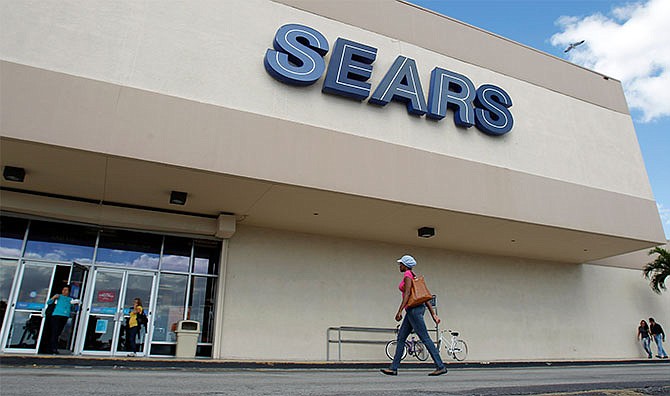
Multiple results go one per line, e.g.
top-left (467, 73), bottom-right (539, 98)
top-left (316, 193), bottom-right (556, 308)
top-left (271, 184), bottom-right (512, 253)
top-left (408, 0), bottom-right (669, 239)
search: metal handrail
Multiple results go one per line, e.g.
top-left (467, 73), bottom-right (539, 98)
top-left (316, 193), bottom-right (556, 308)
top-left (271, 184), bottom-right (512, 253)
top-left (326, 326), bottom-right (438, 361)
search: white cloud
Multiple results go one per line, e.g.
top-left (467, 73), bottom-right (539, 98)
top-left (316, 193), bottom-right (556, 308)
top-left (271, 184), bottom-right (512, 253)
top-left (0, 246), bottom-right (22, 257)
top-left (658, 202), bottom-right (670, 225)
top-left (658, 202), bottom-right (670, 240)
top-left (551, 0), bottom-right (670, 122)
top-left (161, 254), bottom-right (190, 271)
top-left (131, 254), bottom-right (160, 269)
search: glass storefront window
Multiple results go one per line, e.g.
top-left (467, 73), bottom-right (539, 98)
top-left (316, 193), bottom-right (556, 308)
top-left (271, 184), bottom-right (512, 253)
top-left (0, 216), bottom-right (28, 257)
top-left (188, 276), bottom-right (216, 343)
top-left (84, 271), bottom-right (123, 351)
top-left (152, 273), bottom-right (188, 342)
top-left (15, 263), bottom-right (52, 311)
top-left (193, 240), bottom-right (220, 275)
top-left (1, 215), bottom-right (222, 356)
top-left (5, 263), bottom-right (52, 349)
top-left (89, 271), bottom-right (123, 315)
top-left (24, 220), bottom-right (97, 263)
top-left (96, 229), bottom-right (161, 269)
top-left (161, 236), bottom-right (191, 272)
top-left (0, 259), bottom-right (18, 333)
top-left (5, 311), bottom-right (42, 349)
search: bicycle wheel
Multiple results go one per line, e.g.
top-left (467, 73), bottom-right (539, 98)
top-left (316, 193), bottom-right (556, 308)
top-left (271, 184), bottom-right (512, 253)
top-left (385, 340), bottom-right (407, 361)
top-left (414, 341), bottom-right (429, 361)
top-left (452, 340), bottom-right (468, 361)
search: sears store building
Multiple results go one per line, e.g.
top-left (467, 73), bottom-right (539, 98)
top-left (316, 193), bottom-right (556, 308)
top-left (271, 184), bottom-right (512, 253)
top-left (1, 0), bottom-right (667, 361)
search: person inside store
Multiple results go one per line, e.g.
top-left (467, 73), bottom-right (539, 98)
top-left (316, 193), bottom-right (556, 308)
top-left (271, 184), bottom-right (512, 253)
top-left (126, 297), bottom-right (144, 357)
top-left (381, 255), bottom-right (448, 376)
top-left (45, 285), bottom-right (79, 354)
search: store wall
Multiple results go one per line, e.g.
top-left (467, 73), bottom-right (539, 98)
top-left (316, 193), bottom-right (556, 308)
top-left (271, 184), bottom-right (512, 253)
top-left (0, 0), bottom-right (653, 200)
top-left (220, 225), bottom-right (669, 361)
top-left (2, 0), bottom-right (663, 248)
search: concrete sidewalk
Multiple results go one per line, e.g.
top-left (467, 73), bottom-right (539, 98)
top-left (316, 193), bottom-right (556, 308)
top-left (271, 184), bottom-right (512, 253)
top-left (1, 361), bottom-right (669, 396)
top-left (1, 354), bottom-right (669, 370)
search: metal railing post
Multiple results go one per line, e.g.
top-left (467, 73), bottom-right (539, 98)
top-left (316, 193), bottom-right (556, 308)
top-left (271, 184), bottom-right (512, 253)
top-left (338, 327), bottom-right (342, 361)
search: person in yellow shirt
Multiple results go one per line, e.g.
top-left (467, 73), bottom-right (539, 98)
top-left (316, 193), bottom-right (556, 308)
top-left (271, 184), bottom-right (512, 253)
top-left (126, 298), bottom-right (143, 357)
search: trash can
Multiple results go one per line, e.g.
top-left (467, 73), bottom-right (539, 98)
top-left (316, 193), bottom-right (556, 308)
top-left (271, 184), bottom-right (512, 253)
top-left (175, 320), bottom-right (200, 358)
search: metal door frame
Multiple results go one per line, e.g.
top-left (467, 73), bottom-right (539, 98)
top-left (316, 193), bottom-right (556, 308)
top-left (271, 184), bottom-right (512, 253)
top-left (114, 270), bottom-right (156, 357)
top-left (1, 261), bottom-right (59, 354)
top-left (76, 268), bottom-right (156, 356)
top-left (66, 263), bottom-right (89, 351)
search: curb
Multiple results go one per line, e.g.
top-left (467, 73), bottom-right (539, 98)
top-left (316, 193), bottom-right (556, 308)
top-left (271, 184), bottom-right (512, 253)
top-left (1, 355), bottom-right (668, 370)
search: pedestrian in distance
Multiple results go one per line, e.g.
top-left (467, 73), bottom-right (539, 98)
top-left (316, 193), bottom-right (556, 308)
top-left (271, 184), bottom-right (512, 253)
top-left (381, 255), bottom-right (448, 376)
top-left (637, 319), bottom-right (653, 359)
top-left (126, 297), bottom-right (144, 357)
top-left (45, 285), bottom-right (79, 354)
top-left (648, 317), bottom-right (668, 359)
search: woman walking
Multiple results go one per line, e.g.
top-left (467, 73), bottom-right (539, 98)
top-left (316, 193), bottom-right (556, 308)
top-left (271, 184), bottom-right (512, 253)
top-left (637, 319), bottom-right (653, 359)
top-left (381, 255), bottom-right (448, 376)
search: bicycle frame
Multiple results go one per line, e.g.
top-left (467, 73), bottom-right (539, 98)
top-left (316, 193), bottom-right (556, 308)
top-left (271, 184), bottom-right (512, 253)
top-left (437, 329), bottom-right (468, 361)
top-left (385, 330), bottom-right (429, 361)
top-left (437, 331), bottom-right (455, 353)
top-left (405, 336), bottom-right (421, 357)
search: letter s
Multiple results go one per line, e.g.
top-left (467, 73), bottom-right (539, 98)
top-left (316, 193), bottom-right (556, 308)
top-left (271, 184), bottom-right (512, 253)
top-left (474, 85), bottom-right (514, 136)
top-left (264, 24), bottom-right (329, 86)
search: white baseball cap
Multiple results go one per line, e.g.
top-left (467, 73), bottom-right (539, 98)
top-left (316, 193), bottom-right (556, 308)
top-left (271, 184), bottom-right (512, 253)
top-left (396, 255), bottom-right (417, 268)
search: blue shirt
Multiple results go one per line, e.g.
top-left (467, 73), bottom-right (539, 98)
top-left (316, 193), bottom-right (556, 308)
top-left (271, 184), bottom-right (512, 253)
top-left (47, 295), bottom-right (73, 317)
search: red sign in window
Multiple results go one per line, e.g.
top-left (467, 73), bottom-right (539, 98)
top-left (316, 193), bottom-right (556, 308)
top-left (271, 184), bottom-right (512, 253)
top-left (97, 290), bottom-right (116, 303)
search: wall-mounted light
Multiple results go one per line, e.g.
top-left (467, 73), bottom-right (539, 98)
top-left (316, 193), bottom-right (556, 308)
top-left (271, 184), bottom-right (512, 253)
top-left (418, 226), bottom-right (435, 238)
top-left (3, 166), bottom-right (25, 182)
top-left (169, 190), bottom-right (188, 205)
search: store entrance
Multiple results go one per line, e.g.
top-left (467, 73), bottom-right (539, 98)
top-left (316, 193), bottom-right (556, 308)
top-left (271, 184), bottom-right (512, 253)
top-left (80, 269), bottom-right (155, 356)
top-left (1, 215), bottom-right (222, 358)
top-left (1, 261), bottom-right (83, 354)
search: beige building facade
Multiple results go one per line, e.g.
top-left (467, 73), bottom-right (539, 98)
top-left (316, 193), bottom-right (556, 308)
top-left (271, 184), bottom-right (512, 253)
top-left (0, 0), bottom-right (667, 361)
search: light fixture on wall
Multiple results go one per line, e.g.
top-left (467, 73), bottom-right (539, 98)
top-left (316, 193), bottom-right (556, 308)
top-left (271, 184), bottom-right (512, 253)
top-left (169, 190), bottom-right (188, 205)
top-left (418, 226), bottom-right (435, 238)
top-left (3, 166), bottom-right (26, 182)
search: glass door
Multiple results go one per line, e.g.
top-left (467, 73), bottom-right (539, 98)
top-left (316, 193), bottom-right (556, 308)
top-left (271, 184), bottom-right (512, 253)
top-left (81, 269), bottom-right (123, 354)
top-left (115, 272), bottom-right (154, 356)
top-left (2, 262), bottom-right (55, 353)
top-left (0, 259), bottom-right (19, 338)
top-left (81, 269), bottom-right (154, 356)
top-left (65, 263), bottom-right (89, 351)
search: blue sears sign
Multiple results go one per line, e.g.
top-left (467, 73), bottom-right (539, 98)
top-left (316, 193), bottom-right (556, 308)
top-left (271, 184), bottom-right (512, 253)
top-left (264, 24), bottom-right (513, 136)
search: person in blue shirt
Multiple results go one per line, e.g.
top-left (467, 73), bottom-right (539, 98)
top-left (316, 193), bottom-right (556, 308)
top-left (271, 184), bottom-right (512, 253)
top-left (45, 285), bottom-right (79, 354)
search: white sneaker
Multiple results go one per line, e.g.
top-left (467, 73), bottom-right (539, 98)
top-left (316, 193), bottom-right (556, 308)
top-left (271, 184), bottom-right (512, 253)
top-left (127, 352), bottom-right (136, 357)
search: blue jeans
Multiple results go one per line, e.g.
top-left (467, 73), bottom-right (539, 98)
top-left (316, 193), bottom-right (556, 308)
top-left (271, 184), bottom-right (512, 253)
top-left (390, 304), bottom-right (444, 370)
top-left (642, 337), bottom-right (652, 357)
top-left (652, 334), bottom-right (667, 357)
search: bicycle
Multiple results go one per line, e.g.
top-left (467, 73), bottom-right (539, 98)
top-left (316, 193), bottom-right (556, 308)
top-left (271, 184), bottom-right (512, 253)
top-left (436, 329), bottom-right (468, 361)
top-left (385, 327), bottom-right (429, 361)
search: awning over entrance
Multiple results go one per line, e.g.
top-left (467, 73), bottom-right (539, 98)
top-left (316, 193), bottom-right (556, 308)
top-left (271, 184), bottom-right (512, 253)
top-left (1, 62), bottom-right (665, 267)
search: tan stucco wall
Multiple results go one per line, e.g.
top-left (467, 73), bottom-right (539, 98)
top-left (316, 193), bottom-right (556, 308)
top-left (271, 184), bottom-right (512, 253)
top-left (1, 63), bottom-right (664, 254)
top-left (0, 0), bottom-right (654, 200)
top-left (1, 0), bottom-right (664, 250)
top-left (220, 225), bottom-right (670, 361)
